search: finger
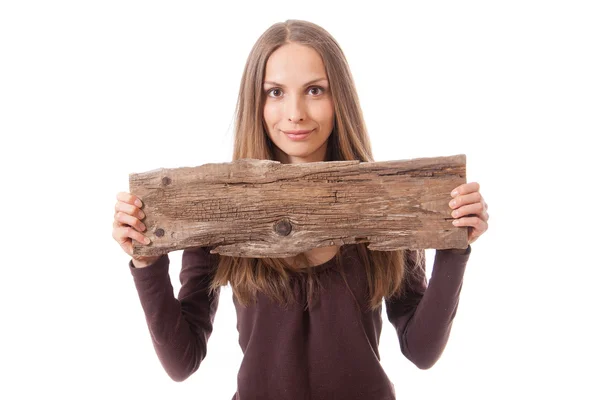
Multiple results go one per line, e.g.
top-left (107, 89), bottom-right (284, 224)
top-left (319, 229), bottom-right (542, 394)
top-left (453, 216), bottom-right (488, 235)
top-left (112, 219), bottom-right (131, 229)
top-left (116, 192), bottom-right (143, 208)
top-left (449, 192), bottom-right (482, 209)
top-left (451, 182), bottom-right (480, 197)
top-left (480, 199), bottom-right (489, 220)
top-left (113, 225), bottom-right (150, 248)
top-left (112, 227), bottom-right (133, 255)
top-left (467, 227), bottom-right (480, 244)
top-left (468, 219), bottom-right (488, 243)
top-left (451, 202), bottom-right (486, 219)
top-left (115, 211), bottom-right (146, 232)
top-left (115, 201), bottom-right (145, 220)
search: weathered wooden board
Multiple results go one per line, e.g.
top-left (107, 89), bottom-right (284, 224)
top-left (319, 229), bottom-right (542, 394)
top-left (130, 154), bottom-right (468, 257)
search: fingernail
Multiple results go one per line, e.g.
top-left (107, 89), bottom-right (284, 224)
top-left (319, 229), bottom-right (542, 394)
top-left (449, 200), bottom-right (456, 207)
top-left (452, 220), bottom-right (459, 226)
top-left (135, 199), bottom-right (143, 208)
top-left (451, 190), bottom-right (459, 197)
top-left (144, 237), bottom-right (151, 244)
top-left (140, 223), bottom-right (146, 231)
top-left (452, 210), bottom-right (459, 217)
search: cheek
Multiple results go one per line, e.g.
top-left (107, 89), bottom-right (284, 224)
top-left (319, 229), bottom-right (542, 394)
top-left (263, 103), bottom-right (280, 127)
top-left (311, 100), bottom-right (334, 126)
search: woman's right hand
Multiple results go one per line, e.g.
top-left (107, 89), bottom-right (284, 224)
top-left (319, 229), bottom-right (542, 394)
top-left (112, 192), bottom-right (161, 268)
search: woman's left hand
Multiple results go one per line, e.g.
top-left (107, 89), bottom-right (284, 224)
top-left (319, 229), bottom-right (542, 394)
top-left (449, 182), bottom-right (489, 244)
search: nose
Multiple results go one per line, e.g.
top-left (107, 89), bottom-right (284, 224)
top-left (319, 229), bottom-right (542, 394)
top-left (285, 94), bottom-right (306, 123)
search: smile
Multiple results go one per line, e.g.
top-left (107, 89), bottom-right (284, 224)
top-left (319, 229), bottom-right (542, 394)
top-left (283, 129), bottom-right (314, 141)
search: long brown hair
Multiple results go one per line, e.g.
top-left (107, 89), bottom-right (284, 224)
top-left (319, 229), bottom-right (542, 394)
top-left (209, 19), bottom-right (416, 311)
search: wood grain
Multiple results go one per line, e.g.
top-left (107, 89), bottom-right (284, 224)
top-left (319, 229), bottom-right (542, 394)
top-left (129, 154), bottom-right (468, 257)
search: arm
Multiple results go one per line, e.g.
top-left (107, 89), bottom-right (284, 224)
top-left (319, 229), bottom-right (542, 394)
top-left (385, 246), bottom-right (470, 369)
top-left (129, 246), bottom-right (221, 381)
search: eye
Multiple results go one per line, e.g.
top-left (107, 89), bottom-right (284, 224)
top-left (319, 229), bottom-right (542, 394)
top-left (265, 86), bottom-right (326, 98)
top-left (266, 88), bottom-right (283, 98)
top-left (308, 86), bottom-right (325, 96)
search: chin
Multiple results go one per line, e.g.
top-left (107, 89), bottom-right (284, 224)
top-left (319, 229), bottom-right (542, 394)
top-left (271, 137), bottom-right (330, 163)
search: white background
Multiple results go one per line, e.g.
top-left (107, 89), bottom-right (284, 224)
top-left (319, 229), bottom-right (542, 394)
top-left (1, 1), bottom-right (598, 399)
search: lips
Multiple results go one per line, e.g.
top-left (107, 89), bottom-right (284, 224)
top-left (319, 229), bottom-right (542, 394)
top-left (282, 130), bottom-right (313, 135)
top-left (282, 129), bottom-right (314, 141)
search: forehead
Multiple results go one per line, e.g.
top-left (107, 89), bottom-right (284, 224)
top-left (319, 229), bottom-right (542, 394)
top-left (264, 43), bottom-right (327, 83)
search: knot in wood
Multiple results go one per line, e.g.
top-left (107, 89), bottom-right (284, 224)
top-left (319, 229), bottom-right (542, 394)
top-left (274, 218), bottom-right (292, 236)
top-left (155, 228), bottom-right (165, 237)
top-left (162, 176), bottom-right (172, 186)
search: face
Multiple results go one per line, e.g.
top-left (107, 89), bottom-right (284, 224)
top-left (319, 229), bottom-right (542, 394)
top-left (263, 42), bottom-right (335, 164)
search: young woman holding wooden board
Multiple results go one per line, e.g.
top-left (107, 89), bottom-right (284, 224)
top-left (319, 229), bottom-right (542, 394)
top-left (112, 19), bottom-right (489, 399)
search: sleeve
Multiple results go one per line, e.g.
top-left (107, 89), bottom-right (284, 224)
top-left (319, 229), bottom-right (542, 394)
top-left (129, 246), bottom-right (221, 381)
top-left (385, 246), bottom-right (470, 369)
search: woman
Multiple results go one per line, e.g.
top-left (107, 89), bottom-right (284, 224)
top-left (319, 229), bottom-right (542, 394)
top-left (112, 19), bottom-right (489, 399)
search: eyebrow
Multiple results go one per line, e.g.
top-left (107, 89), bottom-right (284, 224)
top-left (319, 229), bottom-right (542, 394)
top-left (263, 78), bottom-right (328, 87)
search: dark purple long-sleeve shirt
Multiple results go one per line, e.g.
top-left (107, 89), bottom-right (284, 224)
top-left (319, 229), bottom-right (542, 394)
top-left (129, 243), bottom-right (470, 399)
